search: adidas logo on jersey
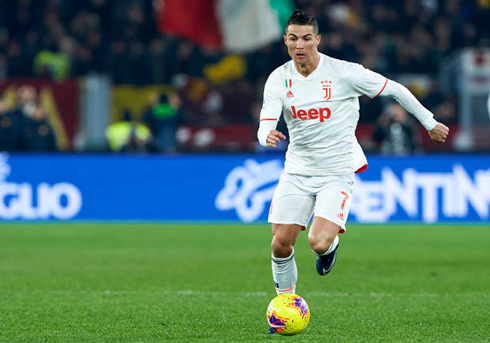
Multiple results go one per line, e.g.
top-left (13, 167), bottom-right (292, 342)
top-left (290, 105), bottom-right (332, 122)
top-left (286, 91), bottom-right (294, 98)
top-left (336, 212), bottom-right (344, 221)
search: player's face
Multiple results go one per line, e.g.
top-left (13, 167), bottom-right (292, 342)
top-left (284, 25), bottom-right (321, 66)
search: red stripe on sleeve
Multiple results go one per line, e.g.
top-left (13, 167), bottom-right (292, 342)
top-left (373, 78), bottom-right (388, 98)
top-left (355, 164), bottom-right (368, 173)
top-left (260, 118), bottom-right (278, 121)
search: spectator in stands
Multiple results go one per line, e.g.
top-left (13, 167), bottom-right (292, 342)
top-left (0, 94), bottom-right (25, 152)
top-left (3, 0), bottom-right (486, 85)
top-left (33, 35), bottom-right (71, 81)
top-left (433, 97), bottom-right (458, 125)
top-left (373, 103), bottom-right (419, 155)
top-left (141, 93), bottom-right (181, 152)
top-left (1, 0), bottom-right (488, 149)
top-left (105, 109), bottom-right (153, 153)
top-left (12, 85), bottom-right (37, 118)
top-left (22, 105), bottom-right (58, 152)
top-left (120, 125), bottom-right (156, 153)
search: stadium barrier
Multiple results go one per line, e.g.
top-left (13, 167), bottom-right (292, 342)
top-left (0, 153), bottom-right (489, 223)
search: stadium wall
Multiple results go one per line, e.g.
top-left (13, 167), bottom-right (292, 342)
top-left (0, 153), bottom-right (489, 224)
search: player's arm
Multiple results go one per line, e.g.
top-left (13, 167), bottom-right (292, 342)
top-left (258, 127), bottom-right (286, 148)
top-left (348, 63), bottom-right (449, 144)
top-left (380, 80), bottom-right (449, 144)
top-left (257, 73), bottom-right (286, 148)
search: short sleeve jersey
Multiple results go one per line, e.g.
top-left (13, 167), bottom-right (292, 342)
top-left (260, 53), bottom-right (387, 176)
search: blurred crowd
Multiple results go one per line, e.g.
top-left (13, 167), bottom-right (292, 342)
top-left (1, 0), bottom-right (488, 81)
top-left (0, 0), bottom-right (489, 153)
top-left (0, 85), bottom-right (57, 152)
top-left (105, 92), bottom-right (182, 153)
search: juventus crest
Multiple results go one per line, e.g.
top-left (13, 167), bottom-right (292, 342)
top-left (321, 80), bottom-right (332, 100)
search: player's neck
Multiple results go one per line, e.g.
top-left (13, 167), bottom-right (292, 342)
top-left (293, 53), bottom-right (320, 77)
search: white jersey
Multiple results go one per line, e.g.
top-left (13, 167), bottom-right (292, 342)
top-left (259, 53), bottom-right (388, 176)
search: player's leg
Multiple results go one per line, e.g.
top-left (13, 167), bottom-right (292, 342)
top-left (271, 223), bottom-right (302, 258)
top-left (308, 218), bottom-right (341, 275)
top-left (310, 174), bottom-right (354, 276)
top-left (271, 223), bottom-right (302, 294)
top-left (308, 217), bottom-right (340, 255)
top-left (268, 172), bottom-right (315, 294)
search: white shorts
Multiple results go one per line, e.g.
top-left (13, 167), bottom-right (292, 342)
top-left (268, 172), bottom-right (355, 233)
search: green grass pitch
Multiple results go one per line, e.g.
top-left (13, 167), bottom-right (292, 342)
top-left (0, 223), bottom-right (489, 342)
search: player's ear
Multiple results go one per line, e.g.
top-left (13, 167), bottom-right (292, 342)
top-left (283, 34), bottom-right (288, 45)
top-left (316, 34), bottom-right (322, 45)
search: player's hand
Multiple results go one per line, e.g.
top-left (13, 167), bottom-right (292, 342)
top-left (266, 130), bottom-right (286, 148)
top-left (428, 122), bottom-right (449, 144)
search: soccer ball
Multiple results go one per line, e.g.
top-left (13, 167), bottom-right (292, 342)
top-left (266, 293), bottom-right (310, 335)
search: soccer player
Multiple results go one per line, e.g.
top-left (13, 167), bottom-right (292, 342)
top-left (258, 10), bottom-right (449, 299)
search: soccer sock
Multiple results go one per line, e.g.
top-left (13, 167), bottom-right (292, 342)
top-left (271, 249), bottom-right (298, 295)
top-left (313, 235), bottom-right (339, 256)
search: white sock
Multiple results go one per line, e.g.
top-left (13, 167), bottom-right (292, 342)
top-left (271, 249), bottom-right (297, 295)
top-left (313, 235), bottom-right (339, 256)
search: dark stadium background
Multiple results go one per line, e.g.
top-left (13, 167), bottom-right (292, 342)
top-left (0, 1), bottom-right (489, 341)
top-left (1, 0), bottom-right (489, 154)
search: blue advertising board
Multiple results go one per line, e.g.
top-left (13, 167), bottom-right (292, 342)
top-left (0, 152), bottom-right (489, 223)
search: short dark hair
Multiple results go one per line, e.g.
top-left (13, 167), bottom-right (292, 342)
top-left (286, 9), bottom-right (319, 35)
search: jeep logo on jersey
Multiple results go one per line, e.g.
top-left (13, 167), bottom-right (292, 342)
top-left (290, 106), bottom-right (331, 122)
top-left (322, 80), bottom-right (332, 100)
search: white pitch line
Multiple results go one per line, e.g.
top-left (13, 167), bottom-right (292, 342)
top-left (2, 290), bottom-right (489, 298)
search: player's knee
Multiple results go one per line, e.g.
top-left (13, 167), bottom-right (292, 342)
top-left (308, 233), bottom-right (334, 255)
top-left (271, 236), bottom-right (293, 258)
